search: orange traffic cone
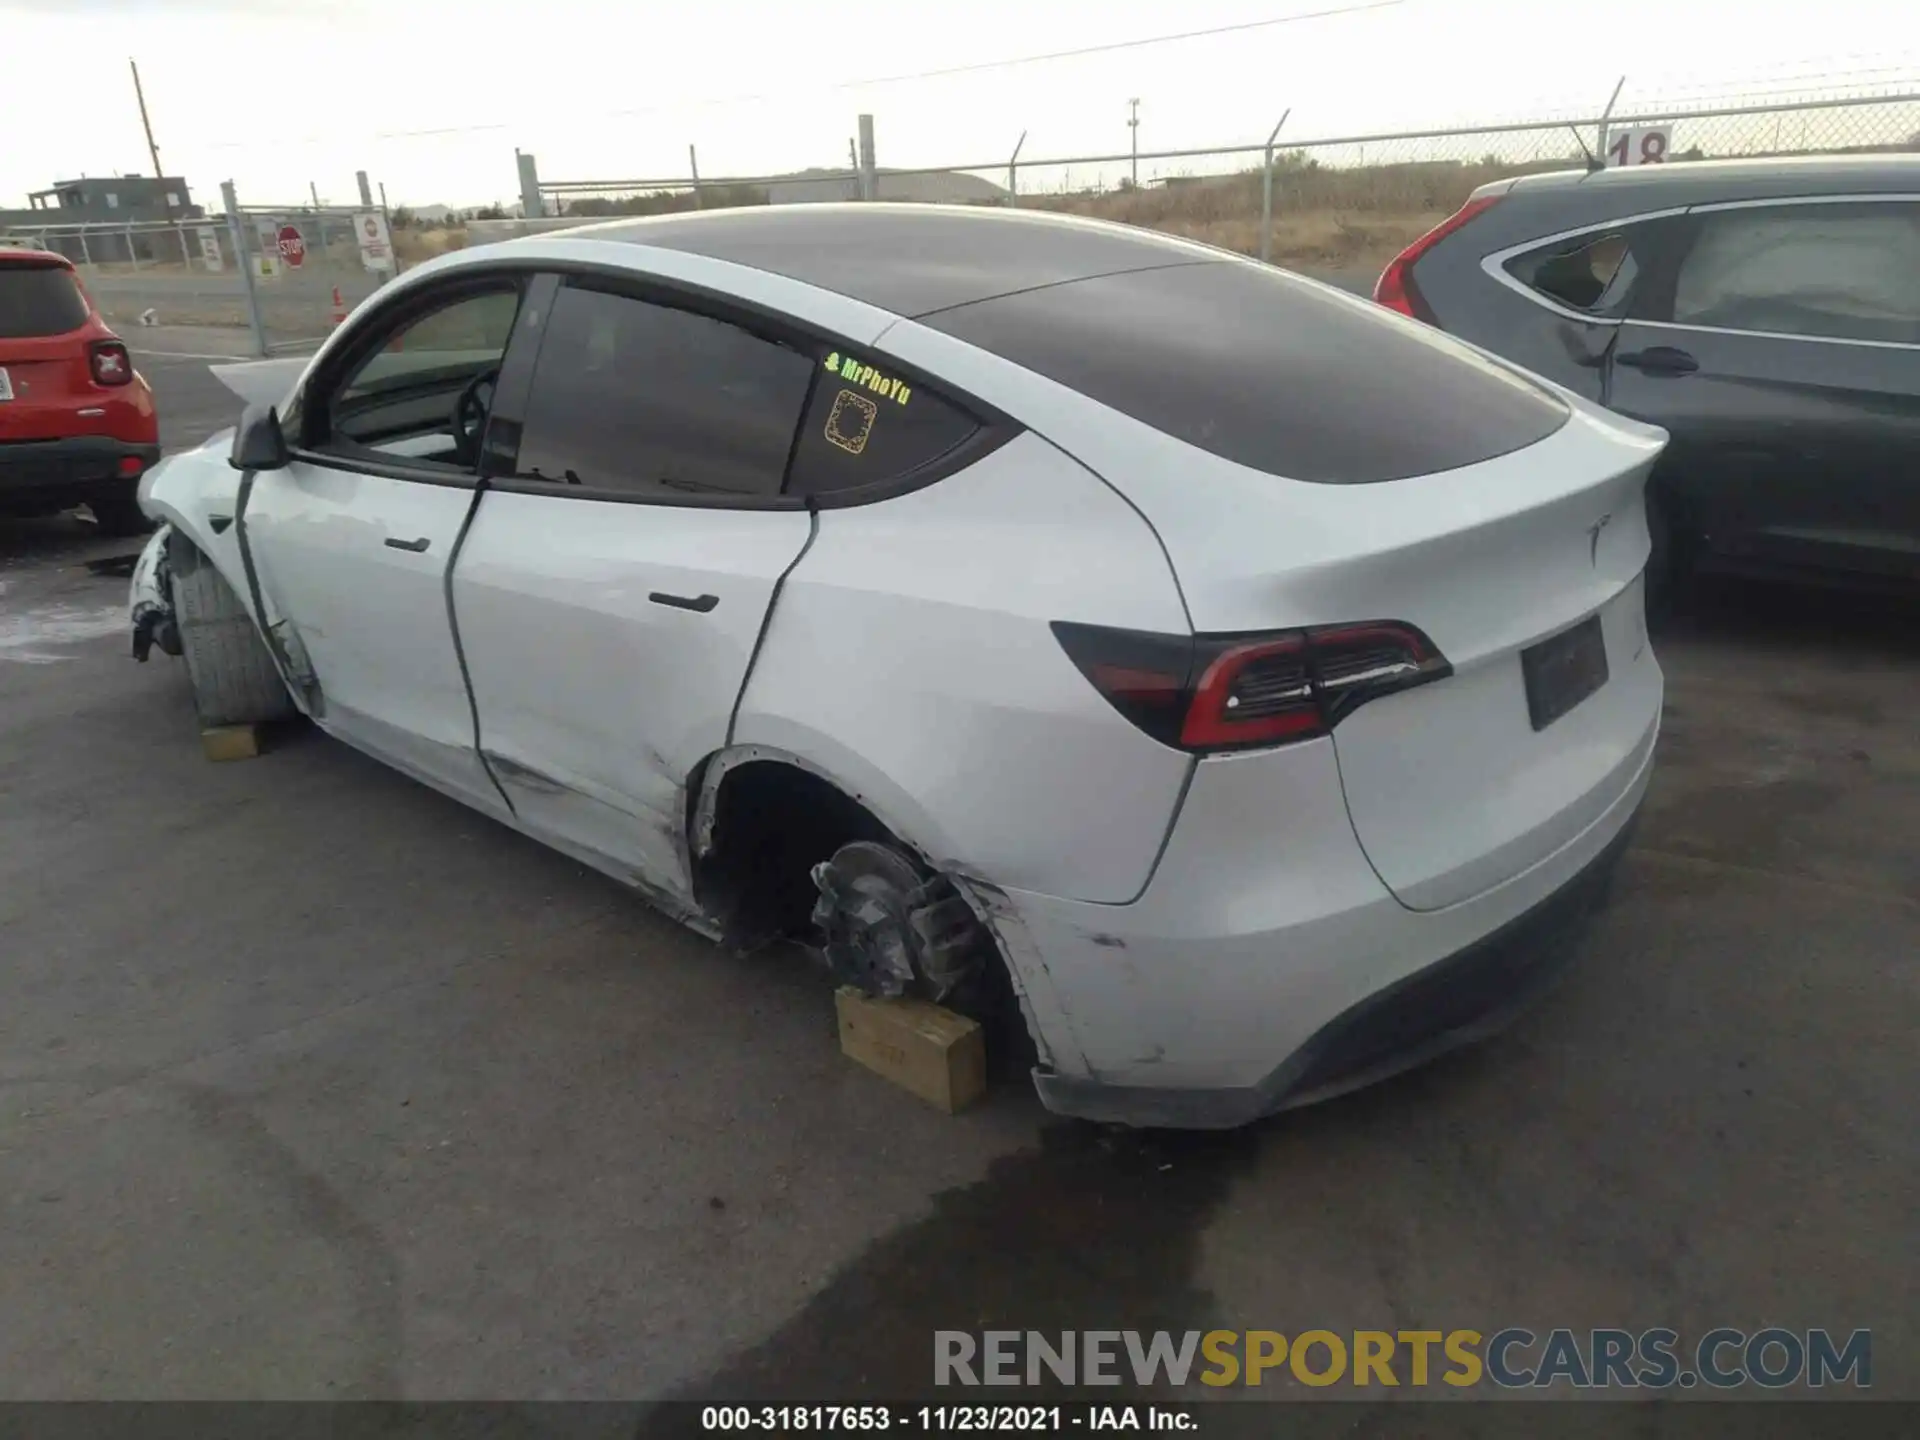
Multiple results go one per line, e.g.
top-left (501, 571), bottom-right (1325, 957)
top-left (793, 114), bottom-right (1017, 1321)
top-left (330, 286), bottom-right (347, 327)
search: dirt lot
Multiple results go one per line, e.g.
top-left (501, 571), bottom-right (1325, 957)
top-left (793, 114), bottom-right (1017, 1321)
top-left (0, 355), bottom-right (1913, 1413)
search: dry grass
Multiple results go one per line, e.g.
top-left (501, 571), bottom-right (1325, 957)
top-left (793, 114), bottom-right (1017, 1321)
top-left (393, 227), bottom-right (469, 264)
top-left (1023, 156), bottom-right (1572, 271)
top-left (385, 157), bottom-right (1562, 278)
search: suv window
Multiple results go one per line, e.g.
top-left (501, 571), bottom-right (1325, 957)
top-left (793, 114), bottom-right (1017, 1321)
top-left (1508, 231), bottom-right (1639, 314)
top-left (319, 284), bottom-right (522, 468)
top-left (925, 260), bottom-right (1568, 485)
top-left (513, 284), bottom-right (813, 499)
top-left (786, 350), bottom-right (982, 497)
top-left (1670, 203), bottom-right (1920, 344)
top-left (0, 262), bottom-right (90, 338)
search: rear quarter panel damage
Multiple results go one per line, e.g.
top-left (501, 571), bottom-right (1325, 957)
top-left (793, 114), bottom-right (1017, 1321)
top-left (730, 430), bottom-right (1195, 906)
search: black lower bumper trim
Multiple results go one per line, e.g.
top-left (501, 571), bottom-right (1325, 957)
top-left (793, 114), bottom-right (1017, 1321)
top-left (1032, 803), bottom-right (1642, 1130)
top-left (0, 436), bottom-right (161, 499)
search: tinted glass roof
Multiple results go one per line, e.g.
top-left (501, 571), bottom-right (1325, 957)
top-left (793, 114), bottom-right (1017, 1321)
top-left (581, 204), bottom-right (1222, 317)
top-left (924, 259), bottom-right (1569, 484)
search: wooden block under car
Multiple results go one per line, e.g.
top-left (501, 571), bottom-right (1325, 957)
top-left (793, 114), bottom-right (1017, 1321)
top-left (200, 723), bottom-right (262, 762)
top-left (835, 986), bottom-right (987, 1114)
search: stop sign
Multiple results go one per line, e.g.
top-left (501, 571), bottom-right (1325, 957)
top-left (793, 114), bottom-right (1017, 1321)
top-left (276, 224), bottom-right (306, 267)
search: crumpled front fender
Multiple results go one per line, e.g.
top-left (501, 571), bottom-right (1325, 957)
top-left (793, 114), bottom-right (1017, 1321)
top-left (128, 523), bottom-right (178, 661)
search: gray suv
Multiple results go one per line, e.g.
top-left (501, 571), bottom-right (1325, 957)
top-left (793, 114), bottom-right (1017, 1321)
top-left (1373, 155), bottom-right (1920, 593)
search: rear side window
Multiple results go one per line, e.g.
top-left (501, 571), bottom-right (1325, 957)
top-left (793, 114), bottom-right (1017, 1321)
top-left (514, 284), bottom-right (813, 499)
top-left (924, 260), bottom-right (1568, 484)
top-left (1507, 231), bottom-right (1640, 314)
top-left (0, 264), bottom-right (90, 338)
top-left (1669, 203), bottom-right (1920, 344)
top-left (786, 350), bottom-right (982, 497)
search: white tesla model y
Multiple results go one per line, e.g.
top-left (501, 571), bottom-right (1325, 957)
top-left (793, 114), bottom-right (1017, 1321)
top-left (129, 204), bottom-right (1665, 1127)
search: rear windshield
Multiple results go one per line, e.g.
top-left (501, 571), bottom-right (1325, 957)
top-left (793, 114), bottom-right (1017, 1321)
top-left (923, 260), bottom-right (1569, 483)
top-left (0, 263), bottom-right (90, 339)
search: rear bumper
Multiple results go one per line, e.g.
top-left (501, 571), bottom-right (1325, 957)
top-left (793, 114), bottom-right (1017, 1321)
top-left (0, 435), bottom-right (161, 502)
top-left (971, 707), bottom-right (1658, 1130)
top-left (1029, 803), bottom-right (1639, 1128)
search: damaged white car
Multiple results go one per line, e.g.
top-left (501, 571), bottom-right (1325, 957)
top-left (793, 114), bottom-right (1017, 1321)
top-left (130, 205), bottom-right (1665, 1127)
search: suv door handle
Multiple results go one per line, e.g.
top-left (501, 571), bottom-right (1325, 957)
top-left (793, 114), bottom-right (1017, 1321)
top-left (649, 591), bottom-right (718, 613)
top-left (1615, 346), bottom-right (1699, 376)
top-left (384, 536), bottom-right (431, 553)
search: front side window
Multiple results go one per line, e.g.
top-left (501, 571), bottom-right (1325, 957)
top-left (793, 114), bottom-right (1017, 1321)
top-left (316, 284), bottom-right (522, 470)
top-left (512, 284), bottom-right (813, 499)
top-left (1508, 231), bottom-right (1640, 315)
top-left (1670, 203), bottom-right (1920, 344)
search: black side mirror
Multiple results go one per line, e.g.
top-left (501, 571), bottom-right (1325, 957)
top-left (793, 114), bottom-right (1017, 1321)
top-left (230, 402), bottom-right (290, 472)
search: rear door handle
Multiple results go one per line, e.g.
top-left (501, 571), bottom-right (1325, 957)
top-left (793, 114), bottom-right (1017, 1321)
top-left (1615, 346), bottom-right (1699, 376)
top-left (649, 591), bottom-right (718, 613)
top-left (384, 536), bottom-right (431, 552)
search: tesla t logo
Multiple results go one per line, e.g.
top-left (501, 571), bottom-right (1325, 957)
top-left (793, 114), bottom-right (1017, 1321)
top-left (1587, 513), bottom-right (1612, 566)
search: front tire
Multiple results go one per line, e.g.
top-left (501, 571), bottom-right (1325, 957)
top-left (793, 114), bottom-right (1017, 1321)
top-left (169, 534), bottom-right (298, 727)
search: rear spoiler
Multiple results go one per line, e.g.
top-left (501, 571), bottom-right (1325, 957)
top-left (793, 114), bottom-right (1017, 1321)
top-left (208, 356), bottom-right (307, 409)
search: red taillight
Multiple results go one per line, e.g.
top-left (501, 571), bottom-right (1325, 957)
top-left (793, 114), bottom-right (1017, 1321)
top-left (1373, 194), bottom-right (1502, 323)
top-left (117, 455), bottom-right (144, 477)
top-left (89, 340), bottom-right (132, 387)
top-left (1053, 620), bottom-right (1452, 755)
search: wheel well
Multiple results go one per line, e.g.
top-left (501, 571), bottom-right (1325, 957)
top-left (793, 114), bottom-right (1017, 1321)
top-left (691, 758), bottom-right (897, 951)
top-left (689, 756), bottom-right (1036, 1069)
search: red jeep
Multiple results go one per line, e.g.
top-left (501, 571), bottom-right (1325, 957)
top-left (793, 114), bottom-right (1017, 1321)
top-left (0, 248), bottom-right (159, 535)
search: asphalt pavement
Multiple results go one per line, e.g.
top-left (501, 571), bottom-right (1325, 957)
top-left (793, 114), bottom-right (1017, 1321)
top-left (0, 351), bottom-right (1912, 1409)
top-left (144, 351), bottom-right (250, 453)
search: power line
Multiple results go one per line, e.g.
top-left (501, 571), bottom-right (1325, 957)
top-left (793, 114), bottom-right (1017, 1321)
top-left (802, 0), bottom-right (1406, 91)
top-left (211, 0), bottom-right (1405, 149)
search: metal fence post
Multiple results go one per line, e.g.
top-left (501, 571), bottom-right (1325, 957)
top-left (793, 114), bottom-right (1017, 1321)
top-left (858, 114), bottom-right (877, 201)
top-left (1259, 109), bottom-right (1291, 266)
top-left (380, 181), bottom-right (402, 278)
top-left (689, 145), bottom-right (705, 209)
top-left (127, 226), bottom-right (140, 270)
top-left (1007, 132), bottom-right (1026, 207)
top-left (1597, 75), bottom-right (1627, 163)
top-left (223, 180), bottom-right (270, 358)
top-left (516, 150), bottom-right (544, 219)
top-left (77, 228), bottom-right (92, 267)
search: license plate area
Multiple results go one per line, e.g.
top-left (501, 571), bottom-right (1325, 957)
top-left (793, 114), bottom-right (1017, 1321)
top-left (1521, 614), bottom-right (1608, 731)
top-left (0, 368), bottom-right (13, 402)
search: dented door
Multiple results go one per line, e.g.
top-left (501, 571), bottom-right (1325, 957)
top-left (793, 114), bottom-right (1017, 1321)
top-left (450, 494), bottom-right (811, 906)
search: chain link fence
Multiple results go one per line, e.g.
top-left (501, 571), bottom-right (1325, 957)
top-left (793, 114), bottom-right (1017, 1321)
top-left (10, 84), bottom-right (1910, 347)
top-left (2, 186), bottom-right (402, 354)
top-left (533, 85), bottom-right (1920, 293)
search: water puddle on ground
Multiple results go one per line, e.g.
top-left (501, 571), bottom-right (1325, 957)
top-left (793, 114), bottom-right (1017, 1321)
top-left (0, 579), bottom-right (127, 664)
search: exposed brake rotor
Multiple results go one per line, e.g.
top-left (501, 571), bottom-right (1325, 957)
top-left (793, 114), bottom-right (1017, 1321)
top-left (810, 840), bottom-right (987, 1002)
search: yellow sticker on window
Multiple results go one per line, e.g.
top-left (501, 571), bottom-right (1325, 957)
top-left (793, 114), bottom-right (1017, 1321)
top-left (824, 389), bottom-right (879, 455)
top-left (823, 352), bottom-right (910, 405)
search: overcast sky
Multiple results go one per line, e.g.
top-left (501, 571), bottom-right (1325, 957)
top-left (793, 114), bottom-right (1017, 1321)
top-left (1, 0), bottom-right (1915, 210)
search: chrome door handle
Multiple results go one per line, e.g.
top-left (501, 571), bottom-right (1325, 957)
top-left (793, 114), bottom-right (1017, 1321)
top-left (384, 536), bottom-right (431, 552)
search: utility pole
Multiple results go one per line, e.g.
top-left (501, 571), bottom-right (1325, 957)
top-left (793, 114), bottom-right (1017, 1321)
top-left (1128, 98), bottom-right (1141, 188)
top-left (130, 57), bottom-right (173, 259)
top-left (857, 113), bottom-right (877, 202)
